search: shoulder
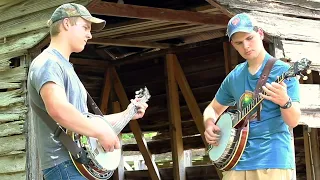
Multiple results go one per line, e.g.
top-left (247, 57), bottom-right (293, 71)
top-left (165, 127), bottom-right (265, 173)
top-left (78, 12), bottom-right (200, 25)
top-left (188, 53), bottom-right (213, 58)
top-left (227, 61), bottom-right (247, 78)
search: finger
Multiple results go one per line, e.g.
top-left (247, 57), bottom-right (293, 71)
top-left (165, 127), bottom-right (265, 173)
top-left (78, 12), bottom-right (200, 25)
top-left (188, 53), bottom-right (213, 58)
top-left (204, 131), bottom-right (220, 141)
top-left (265, 83), bottom-right (278, 92)
top-left (109, 146), bottom-right (114, 152)
top-left (259, 92), bottom-right (272, 101)
top-left (114, 141), bottom-right (121, 149)
top-left (262, 85), bottom-right (277, 97)
top-left (279, 81), bottom-right (287, 88)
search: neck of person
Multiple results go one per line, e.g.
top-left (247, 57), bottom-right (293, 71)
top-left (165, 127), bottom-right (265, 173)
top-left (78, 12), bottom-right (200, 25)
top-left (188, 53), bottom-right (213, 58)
top-left (247, 50), bottom-right (267, 75)
top-left (48, 36), bottom-right (72, 61)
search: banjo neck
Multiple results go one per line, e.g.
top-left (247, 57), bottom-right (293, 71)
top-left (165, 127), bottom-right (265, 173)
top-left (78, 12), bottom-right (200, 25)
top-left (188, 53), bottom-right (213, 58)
top-left (111, 88), bottom-right (150, 135)
top-left (112, 102), bottom-right (138, 135)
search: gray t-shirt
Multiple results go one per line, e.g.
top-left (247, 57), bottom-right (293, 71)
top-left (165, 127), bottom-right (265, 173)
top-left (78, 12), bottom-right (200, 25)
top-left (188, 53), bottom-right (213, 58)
top-left (27, 48), bottom-right (88, 170)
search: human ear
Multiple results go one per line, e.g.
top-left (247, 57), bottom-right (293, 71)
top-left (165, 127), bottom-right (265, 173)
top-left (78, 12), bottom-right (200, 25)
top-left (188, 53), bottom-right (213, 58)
top-left (258, 28), bottom-right (264, 40)
top-left (62, 18), bottom-right (70, 31)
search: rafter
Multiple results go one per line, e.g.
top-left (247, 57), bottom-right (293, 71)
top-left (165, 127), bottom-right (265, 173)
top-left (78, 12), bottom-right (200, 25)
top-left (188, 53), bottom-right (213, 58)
top-left (88, 38), bottom-right (171, 49)
top-left (87, 1), bottom-right (229, 25)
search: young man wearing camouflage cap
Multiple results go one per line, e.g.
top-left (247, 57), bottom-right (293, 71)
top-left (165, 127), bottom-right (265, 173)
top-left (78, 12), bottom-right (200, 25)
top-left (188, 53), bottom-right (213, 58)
top-left (27, 3), bottom-right (148, 179)
top-left (203, 13), bottom-right (301, 179)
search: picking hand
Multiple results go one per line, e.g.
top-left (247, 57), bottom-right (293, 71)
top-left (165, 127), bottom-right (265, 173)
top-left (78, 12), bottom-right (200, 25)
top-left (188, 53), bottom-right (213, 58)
top-left (204, 121), bottom-right (221, 146)
top-left (95, 117), bottom-right (120, 152)
top-left (259, 81), bottom-right (290, 106)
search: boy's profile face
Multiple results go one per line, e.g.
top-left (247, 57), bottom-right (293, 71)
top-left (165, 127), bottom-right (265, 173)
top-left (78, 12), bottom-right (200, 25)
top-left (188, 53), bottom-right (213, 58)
top-left (64, 17), bottom-right (92, 53)
top-left (231, 28), bottom-right (265, 61)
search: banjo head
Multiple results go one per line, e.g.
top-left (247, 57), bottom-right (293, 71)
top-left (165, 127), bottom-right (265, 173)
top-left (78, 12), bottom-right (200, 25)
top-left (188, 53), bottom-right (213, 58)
top-left (208, 113), bottom-right (233, 161)
top-left (88, 137), bottom-right (122, 171)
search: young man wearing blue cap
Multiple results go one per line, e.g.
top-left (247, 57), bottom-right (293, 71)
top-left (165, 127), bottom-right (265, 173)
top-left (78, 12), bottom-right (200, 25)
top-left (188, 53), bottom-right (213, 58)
top-left (27, 3), bottom-right (148, 180)
top-left (203, 13), bottom-right (301, 179)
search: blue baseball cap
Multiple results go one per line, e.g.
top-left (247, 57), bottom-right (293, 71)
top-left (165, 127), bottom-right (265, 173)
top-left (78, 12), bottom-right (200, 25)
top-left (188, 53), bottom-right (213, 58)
top-left (226, 13), bottom-right (257, 41)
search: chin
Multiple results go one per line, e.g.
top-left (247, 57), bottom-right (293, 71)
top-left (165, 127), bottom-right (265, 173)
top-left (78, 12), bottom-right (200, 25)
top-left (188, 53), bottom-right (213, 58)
top-left (73, 47), bottom-right (85, 53)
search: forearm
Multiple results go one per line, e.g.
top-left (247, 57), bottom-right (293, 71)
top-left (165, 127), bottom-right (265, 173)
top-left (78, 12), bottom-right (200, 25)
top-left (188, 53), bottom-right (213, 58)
top-left (103, 111), bottom-right (125, 126)
top-left (203, 106), bottom-right (219, 124)
top-left (281, 103), bottom-right (301, 128)
top-left (48, 101), bottom-right (104, 138)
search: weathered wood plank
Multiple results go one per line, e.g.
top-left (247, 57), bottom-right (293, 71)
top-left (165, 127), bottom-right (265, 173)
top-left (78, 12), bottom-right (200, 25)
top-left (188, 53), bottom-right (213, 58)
top-left (248, 11), bottom-right (320, 43)
top-left (0, 82), bottom-right (22, 89)
top-left (0, 7), bottom-right (53, 39)
top-left (216, 0), bottom-right (320, 19)
top-left (0, 66), bottom-right (27, 82)
top-left (0, 135), bottom-right (25, 155)
top-left (88, 1), bottom-right (229, 25)
top-left (0, 121), bottom-right (24, 137)
top-left (0, 171), bottom-right (25, 180)
top-left (0, 154), bottom-right (25, 174)
top-left (299, 84), bottom-right (320, 128)
top-left (300, 84), bottom-right (320, 111)
top-left (0, 28), bottom-right (48, 56)
top-left (0, 0), bottom-right (88, 23)
top-left (0, 89), bottom-right (25, 107)
top-left (281, 40), bottom-right (320, 71)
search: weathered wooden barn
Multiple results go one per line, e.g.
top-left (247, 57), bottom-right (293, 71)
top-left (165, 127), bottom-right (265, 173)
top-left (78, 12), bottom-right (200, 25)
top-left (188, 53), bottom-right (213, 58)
top-left (0, 0), bottom-right (319, 180)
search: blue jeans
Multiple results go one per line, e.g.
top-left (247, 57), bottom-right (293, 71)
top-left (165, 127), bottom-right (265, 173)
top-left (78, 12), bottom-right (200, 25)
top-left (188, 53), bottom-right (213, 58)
top-left (43, 160), bottom-right (86, 180)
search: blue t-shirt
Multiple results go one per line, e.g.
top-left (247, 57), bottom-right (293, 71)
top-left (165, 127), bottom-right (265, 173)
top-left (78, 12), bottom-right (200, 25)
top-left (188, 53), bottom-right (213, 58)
top-left (215, 53), bottom-right (300, 170)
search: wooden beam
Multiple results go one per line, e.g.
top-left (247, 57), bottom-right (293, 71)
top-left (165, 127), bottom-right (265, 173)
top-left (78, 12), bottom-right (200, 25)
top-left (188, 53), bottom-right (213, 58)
top-left (170, 54), bottom-right (207, 146)
top-left (223, 42), bottom-right (232, 75)
top-left (205, 0), bottom-right (234, 17)
top-left (87, 1), bottom-right (229, 25)
top-left (70, 58), bottom-right (109, 67)
top-left (172, 54), bottom-right (223, 179)
top-left (113, 37), bottom-right (227, 66)
top-left (99, 67), bottom-right (112, 114)
top-left (110, 67), bottom-right (161, 180)
top-left (88, 38), bottom-right (171, 49)
top-left (166, 54), bottom-right (186, 180)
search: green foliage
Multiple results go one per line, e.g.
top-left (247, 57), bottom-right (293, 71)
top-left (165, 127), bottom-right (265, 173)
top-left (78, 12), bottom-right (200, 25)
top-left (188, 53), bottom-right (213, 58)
top-left (122, 132), bottom-right (157, 140)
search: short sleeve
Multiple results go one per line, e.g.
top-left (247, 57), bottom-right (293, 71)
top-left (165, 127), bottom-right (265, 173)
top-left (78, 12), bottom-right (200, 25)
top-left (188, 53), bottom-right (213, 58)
top-left (215, 73), bottom-right (236, 106)
top-left (30, 59), bottom-right (65, 94)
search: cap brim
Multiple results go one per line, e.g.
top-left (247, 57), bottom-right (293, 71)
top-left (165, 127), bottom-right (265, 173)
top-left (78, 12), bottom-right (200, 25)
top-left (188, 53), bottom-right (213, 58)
top-left (82, 16), bottom-right (106, 31)
top-left (229, 27), bottom-right (254, 41)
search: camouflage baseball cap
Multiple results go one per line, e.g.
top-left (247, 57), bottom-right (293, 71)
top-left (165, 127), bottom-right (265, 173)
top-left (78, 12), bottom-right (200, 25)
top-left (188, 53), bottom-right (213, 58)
top-left (47, 3), bottom-right (106, 31)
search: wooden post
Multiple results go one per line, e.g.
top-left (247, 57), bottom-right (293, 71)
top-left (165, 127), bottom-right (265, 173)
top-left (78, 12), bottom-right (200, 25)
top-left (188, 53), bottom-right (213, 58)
top-left (310, 128), bottom-right (320, 178)
top-left (110, 67), bottom-right (161, 180)
top-left (166, 54), bottom-right (186, 180)
top-left (25, 52), bottom-right (42, 180)
top-left (303, 126), bottom-right (314, 180)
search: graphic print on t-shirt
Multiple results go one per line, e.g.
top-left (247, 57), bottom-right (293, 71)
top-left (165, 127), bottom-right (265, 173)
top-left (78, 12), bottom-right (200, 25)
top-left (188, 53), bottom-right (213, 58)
top-left (239, 90), bottom-right (262, 120)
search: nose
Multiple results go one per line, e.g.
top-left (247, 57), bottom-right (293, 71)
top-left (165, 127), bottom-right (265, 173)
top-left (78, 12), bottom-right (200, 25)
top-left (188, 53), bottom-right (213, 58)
top-left (243, 40), bottom-right (250, 49)
top-left (87, 31), bottom-right (92, 40)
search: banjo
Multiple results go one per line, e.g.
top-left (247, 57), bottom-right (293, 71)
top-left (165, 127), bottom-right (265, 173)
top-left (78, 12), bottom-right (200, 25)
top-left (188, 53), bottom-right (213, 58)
top-left (208, 58), bottom-right (311, 171)
top-left (67, 87), bottom-right (151, 179)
